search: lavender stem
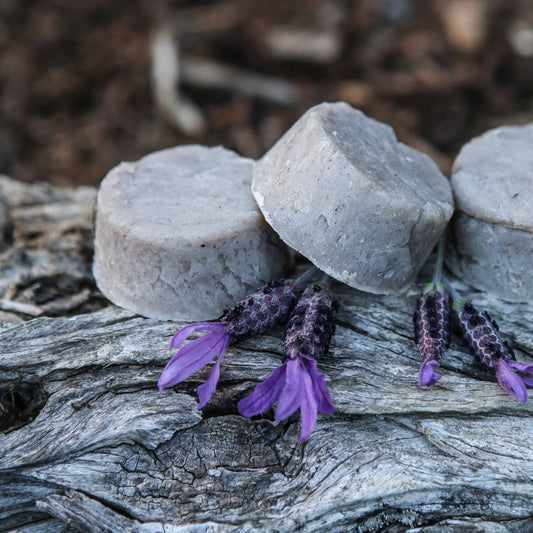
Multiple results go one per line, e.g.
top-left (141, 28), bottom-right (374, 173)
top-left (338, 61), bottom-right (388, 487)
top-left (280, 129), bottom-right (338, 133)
top-left (431, 232), bottom-right (446, 290)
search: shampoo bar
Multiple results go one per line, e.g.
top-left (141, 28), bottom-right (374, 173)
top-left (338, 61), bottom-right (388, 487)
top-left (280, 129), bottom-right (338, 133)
top-left (448, 124), bottom-right (533, 301)
top-left (253, 102), bottom-right (454, 293)
top-left (93, 145), bottom-right (290, 320)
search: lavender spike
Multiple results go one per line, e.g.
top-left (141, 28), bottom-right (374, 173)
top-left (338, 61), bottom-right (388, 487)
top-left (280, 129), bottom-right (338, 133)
top-left (159, 269), bottom-right (317, 408)
top-left (414, 284), bottom-right (451, 386)
top-left (413, 233), bottom-right (451, 386)
top-left (239, 283), bottom-right (337, 441)
top-left (454, 299), bottom-right (533, 403)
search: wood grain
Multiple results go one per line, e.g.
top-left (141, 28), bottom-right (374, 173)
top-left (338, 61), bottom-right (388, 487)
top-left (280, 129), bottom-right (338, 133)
top-left (1, 176), bottom-right (532, 532)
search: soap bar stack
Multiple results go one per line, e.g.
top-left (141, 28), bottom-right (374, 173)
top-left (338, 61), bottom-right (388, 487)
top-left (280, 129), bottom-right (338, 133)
top-left (93, 102), bottom-right (458, 320)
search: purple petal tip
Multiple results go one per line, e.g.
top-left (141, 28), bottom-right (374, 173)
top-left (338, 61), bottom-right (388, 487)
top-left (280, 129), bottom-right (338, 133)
top-left (158, 328), bottom-right (229, 395)
top-left (239, 357), bottom-right (334, 441)
top-left (418, 360), bottom-right (442, 387)
top-left (496, 359), bottom-right (528, 404)
top-left (238, 365), bottom-right (287, 417)
top-left (196, 337), bottom-right (228, 409)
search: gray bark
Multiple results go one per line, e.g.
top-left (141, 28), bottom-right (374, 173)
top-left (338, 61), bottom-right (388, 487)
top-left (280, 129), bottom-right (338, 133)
top-left (0, 175), bottom-right (532, 532)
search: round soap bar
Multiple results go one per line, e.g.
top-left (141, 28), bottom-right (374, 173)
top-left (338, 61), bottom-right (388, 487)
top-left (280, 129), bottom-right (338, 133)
top-left (447, 124), bottom-right (533, 301)
top-left (252, 102), bottom-right (454, 294)
top-left (93, 145), bottom-right (290, 320)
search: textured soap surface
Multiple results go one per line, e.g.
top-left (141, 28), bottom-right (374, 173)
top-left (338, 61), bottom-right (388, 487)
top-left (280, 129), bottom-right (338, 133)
top-left (93, 145), bottom-right (290, 320)
top-left (252, 102), bottom-right (454, 293)
top-left (448, 124), bottom-right (533, 301)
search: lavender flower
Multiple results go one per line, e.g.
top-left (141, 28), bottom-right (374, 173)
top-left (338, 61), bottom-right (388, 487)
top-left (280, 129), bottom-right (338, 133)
top-left (456, 300), bottom-right (533, 403)
top-left (158, 279), bottom-right (301, 409)
top-left (413, 283), bottom-right (451, 387)
top-left (238, 284), bottom-right (337, 441)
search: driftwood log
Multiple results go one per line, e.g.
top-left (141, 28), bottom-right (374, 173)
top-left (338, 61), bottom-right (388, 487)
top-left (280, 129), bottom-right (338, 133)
top-left (1, 175), bottom-right (533, 533)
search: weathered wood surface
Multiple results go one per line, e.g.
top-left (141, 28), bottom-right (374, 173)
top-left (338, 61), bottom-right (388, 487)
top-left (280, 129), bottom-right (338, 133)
top-left (1, 175), bottom-right (533, 533)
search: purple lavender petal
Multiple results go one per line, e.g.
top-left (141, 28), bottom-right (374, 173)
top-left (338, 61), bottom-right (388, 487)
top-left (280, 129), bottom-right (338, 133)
top-left (506, 361), bottom-right (533, 373)
top-left (299, 364), bottom-right (318, 442)
top-left (238, 365), bottom-right (287, 417)
top-left (418, 360), bottom-right (442, 387)
top-left (506, 361), bottom-right (533, 387)
top-left (158, 331), bottom-right (227, 392)
top-left (496, 359), bottom-right (528, 404)
top-left (197, 336), bottom-right (230, 409)
top-left (275, 358), bottom-right (304, 421)
top-left (306, 359), bottom-right (334, 415)
top-left (170, 322), bottom-right (225, 349)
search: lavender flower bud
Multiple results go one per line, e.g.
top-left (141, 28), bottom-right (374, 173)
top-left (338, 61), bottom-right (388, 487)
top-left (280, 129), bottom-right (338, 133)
top-left (284, 284), bottom-right (338, 361)
top-left (221, 279), bottom-right (299, 343)
top-left (239, 283), bottom-right (338, 442)
top-left (457, 301), bottom-right (513, 371)
top-left (456, 300), bottom-right (533, 403)
top-left (413, 284), bottom-right (451, 386)
top-left (159, 278), bottom-right (301, 409)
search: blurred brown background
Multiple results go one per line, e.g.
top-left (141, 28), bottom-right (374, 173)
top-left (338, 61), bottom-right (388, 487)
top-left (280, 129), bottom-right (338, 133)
top-left (1, 0), bottom-right (533, 187)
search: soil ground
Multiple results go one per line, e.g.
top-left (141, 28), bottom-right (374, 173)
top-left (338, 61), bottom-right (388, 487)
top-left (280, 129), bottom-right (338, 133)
top-left (1, 0), bottom-right (533, 186)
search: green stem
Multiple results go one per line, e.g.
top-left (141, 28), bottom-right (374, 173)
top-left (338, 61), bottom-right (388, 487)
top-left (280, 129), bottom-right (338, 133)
top-left (442, 275), bottom-right (467, 310)
top-left (320, 273), bottom-right (333, 287)
top-left (431, 232), bottom-right (446, 289)
top-left (294, 266), bottom-right (319, 293)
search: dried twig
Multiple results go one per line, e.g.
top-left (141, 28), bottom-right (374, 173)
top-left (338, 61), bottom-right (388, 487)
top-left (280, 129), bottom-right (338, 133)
top-left (151, 28), bottom-right (206, 136)
top-left (181, 58), bottom-right (300, 105)
top-left (0, 298), bottom-right (43, 316)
